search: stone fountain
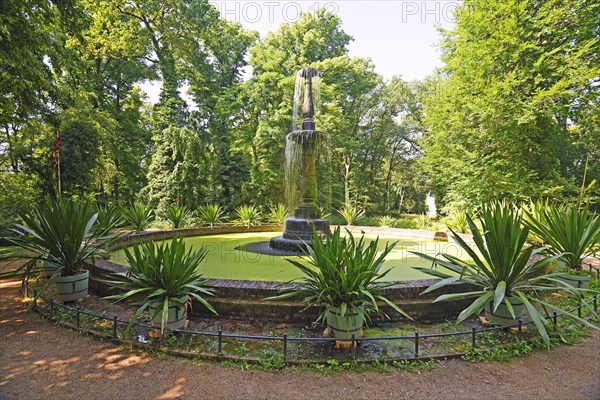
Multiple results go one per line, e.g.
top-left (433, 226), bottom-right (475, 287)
top-left (269, 68), bottom-right (331, 253)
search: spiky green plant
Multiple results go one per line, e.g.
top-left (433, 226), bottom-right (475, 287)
top-left (234, 205), bottom-right (261, 228)
top-left (94, 204), bottom-right (125, 235)
top-left (378, 215), bottom-right (395, 228)
top-left (103, 237), bottom-right (216, 335)
top-left (267, 228), bottom-right (411, 324)
top-left (338, 203), bottom-right (365, 225)
top-left (162, 204), bottom-right (191, 229)
top-left (122, 202), bottom-right (154, 231)
top-left (412, 202), bottom-right (597, 343)
top-left (198, 203), bottom-right (225, 228)
top-left (269, 203), bottom-right (292, 224)
top-left (444, 209), bottom-right (469, 233)
top-left (318, 207), bottom-right (331, 220)
top-left (0, 197), bottom-right (121, 296)
top-left (524, 204), bottom-right (600, 272)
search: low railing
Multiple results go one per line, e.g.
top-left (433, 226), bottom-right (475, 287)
top-left (22, 279), bottom-right (599, 365)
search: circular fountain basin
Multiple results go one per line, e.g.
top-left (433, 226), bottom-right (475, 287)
top-left (90, 226), bottom-right (474, 322)
top-left (108, 231), bottom-right (463, 282)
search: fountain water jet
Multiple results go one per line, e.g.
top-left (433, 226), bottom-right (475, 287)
top-left (269, 67), bottom-right (331, 253)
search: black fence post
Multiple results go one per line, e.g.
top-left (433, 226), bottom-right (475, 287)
top-left (578, 297), bottom-right (582, 318)
top-left (283, 333), bottom-right (288, 364)
top-left (414, 331), bottom-right (419, 358)
top-left (351, 334), bottom-right (356, 360)
top-left (218, 329), bottom-right (223, 356)
top-left (517, 320), bottom-right (523, 341)
top-left (471, 327), bottom-right (476, 348)
top-left (76, 307), bottom-right (81, 328)
top-left (552, 312), bottom-right (558, 330)
top-left (113, 316), bottom-right (118, 338)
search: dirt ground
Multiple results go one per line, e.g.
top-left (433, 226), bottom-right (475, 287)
top-left (1, 277), bottom-right (599, 400)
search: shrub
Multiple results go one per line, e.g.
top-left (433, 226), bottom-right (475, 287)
top-left (269, 203), bottom-right (292, 224)
top-left (198, 203), bottom-right (225, 228)
top-left (162, 204), bottom-right (192, 229)
top-left (234, 205), bottom-right (261, 227)
top-left (338, 203), bottom-right (365, 225)
top-left (122, 202), bottom-right (154, 231)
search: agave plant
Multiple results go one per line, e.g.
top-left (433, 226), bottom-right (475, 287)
top-left (524, 204), bottom-right (600, 273)
top-left (378, 215), bottom-right (395, 228)
top-left (122, 202), bottom-right (154, 231)
top-left (0, 197), bottom-right (122, 302)
top-left (198, 203), bottom-right (225, 228)
top-left (234, 205), bottom-right (261, 228)
top-left (94, 204), bottom-right (125, 235)
top-left (412, 202), bottom-right (597, 343)
top-left (162, 204), bottom-right (191, 229)
top-left (268, 228), bottom-right (410, 333)
top-left (269, 203), bottom-right (292, 224)
top-left (3, 197), bottom-right (120, 277)
top-left (444, 209), bottom-right (469, 233)
top-left (103, 237), bottom-right (217, 335)
top-left (338, 203), bottom-right (365, 226)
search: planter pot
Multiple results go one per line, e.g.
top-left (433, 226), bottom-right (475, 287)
top-left (484, 296), bottom-right (524, 326)
top-left (326, 306), bottom-right (364, 339)
top-left (149, 300), bottom-right (187, 331)
top-left (55, 270), bottom-right (89, 302)
top-left (556, 273), bottom-right (590, 290)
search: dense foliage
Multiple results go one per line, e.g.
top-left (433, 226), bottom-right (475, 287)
top-left (1, 0), bottom-right (596, 227)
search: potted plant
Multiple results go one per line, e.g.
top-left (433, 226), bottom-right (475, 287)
top-left (103, 237), bottom-right (217, 335)
top-left (524, 204), bottom-right (600, 290)
top-left (412, 202), bottom-right (597, 343)
top-left (268, 227), bottom-right (410, 339)
top-left (1, 197), bottom-right (121, 302)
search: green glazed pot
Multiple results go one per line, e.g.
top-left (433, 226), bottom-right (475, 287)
top-left (55, 270), bottom-right (89, 302)
top-left (484, 296), bottom-right (524, 326)
top-left (149, 300), bottom-right (187, 331)
top-left (326, 306), bottom-right (364, 339)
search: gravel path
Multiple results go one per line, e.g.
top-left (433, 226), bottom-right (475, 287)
top-left (1, 277), bottom-right (599, 400)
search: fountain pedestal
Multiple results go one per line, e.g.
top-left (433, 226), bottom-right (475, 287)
top-left (269, 67), bottom-right (330, 254)
top-left (270, 205), bottom-right (330, 253)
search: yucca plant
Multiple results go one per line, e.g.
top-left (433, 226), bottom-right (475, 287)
top-left (3, 197), bottom-right (119, 277)
top-left (412, 202), bottom-right (597, 343)
top-left (524, 204), bottom-right (600, 273)
top-left (338, 203), bottom-right (365, 225)
top-left (268, 228), bottom-right (410, 337)
top-left (122, 202), bottom-right (154, 231)
top-left (269, 203), bottom-right (292, 224)
top-left (162, 204), bottom-right (191, 229)
top-left (0, 197), bottom-right (122, 302)
top-left (378, 215), bottom-right (395, 228)
top-left (94, 204), bottom-right (125, 235)
top-left (198, 203), bottom-right (225, 228)
top-left (234, 205), bottom-right (261, 228)
top-left (103, 238), bottom-right (217, 335)
top-left (444, 209), bottom-right (469, 233)
top-left (521, 200), bottom-right (560, 246)
top-left (318, 207), bottom-right (331, 220)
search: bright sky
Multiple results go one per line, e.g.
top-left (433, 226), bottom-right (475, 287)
top-left (141, 0), bottom-right (459, 103)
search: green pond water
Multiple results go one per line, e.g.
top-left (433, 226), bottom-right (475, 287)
top-left (109, 232), bottom-right (469, 282)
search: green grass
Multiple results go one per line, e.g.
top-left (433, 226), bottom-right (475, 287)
top-left (110, 232), bottom-right (467, 282)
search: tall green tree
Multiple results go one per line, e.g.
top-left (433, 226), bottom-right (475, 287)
top-left (422, 0), bottom-right (600, 212)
